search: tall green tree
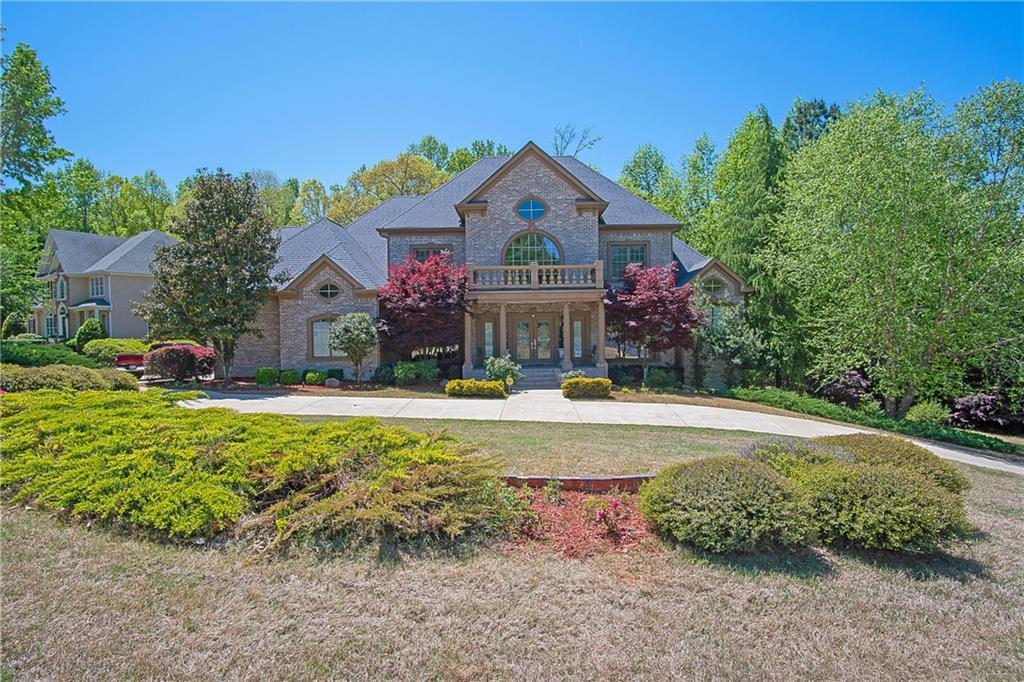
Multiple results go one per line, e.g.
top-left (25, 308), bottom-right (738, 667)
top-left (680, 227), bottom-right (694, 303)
top-left (677, 133), bottom-right (717, 241)
top-left (0, 41), bottom-right (70, 188)
top-left (780, 97), bottom-right (841, 153)
top-left (288, 178), bottom-right (329, 225)
top-left (137, 170), bottom-right (287, 380)
top-left (408, 135), bottom-right (450, 170)
top-left (445, 139), bottom-right (512, 174)
top-left (55, 158), bottom-right (103, 232)
top-left (250, 170), bottom-right (299, 227)
top-left (327, 152), bottom-right (448, 225)
top-left (0, 220), bottom-right (43, 326)
top-left (779, 84), bottom-right (1024, 417)
top-left (619, 143), bottom-right (683, 218)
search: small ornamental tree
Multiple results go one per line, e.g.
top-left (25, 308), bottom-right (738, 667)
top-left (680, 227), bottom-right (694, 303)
top-left (377, 253), bottom-right (467, 359)
top-left (329, 312), bottom-right (379, 380)
top-left (603, 262), bottom-right (706, 382)
top-left (136, 169), bottom-right (286, 380)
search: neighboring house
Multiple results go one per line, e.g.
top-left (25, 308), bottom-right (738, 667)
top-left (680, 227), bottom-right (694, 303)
top-left (30, 229), bottom-right (175, 340)
top-left (234, 142), bottom-right (750, 386)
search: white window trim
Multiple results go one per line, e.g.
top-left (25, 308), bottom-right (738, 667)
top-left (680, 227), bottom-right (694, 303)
top-left (90, 276), bottom-right (105, 298)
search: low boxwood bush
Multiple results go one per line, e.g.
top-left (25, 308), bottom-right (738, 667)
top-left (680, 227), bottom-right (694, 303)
top-left (561, 377), bottom-right (612, 398)
top-left (640, 456), bottom-right (813, 553)
top-left (0, 363), bottom-right (137, 392)
top-left (799, 463), bottom-right (971, 553)
top-left (372, 363), bottom-right (395, 385)
top-left (905, 400), bottom-right (949, 425)
top-left (445, 379), bottom-right (506, 398)
top-left (393, 361), bottom-right (418, 385)
top-left (144, 344), bottom-right (216, 381)
top-left (0, 341), bottom-right (101, 368)
top-left (644, 367), bottom-right (678, 390)
top-left (815, 433), bottom-right (970, 495)
top-left (304, 370), bottom-right (327, 386)
top-left (67, 318), bottom-right (106, 352)
top-left (254, 367), bottom-right (279, 386)
top-left (279, 369), bottom-right (302, 385)
top-left (739, 436), bottom-right (854, 480)
top-left (724, 388), bottom-right (1014, 454)
top-left (0, 391), bottom-right (531, 545)
top-left (82, 338), bottom-right (150, 366)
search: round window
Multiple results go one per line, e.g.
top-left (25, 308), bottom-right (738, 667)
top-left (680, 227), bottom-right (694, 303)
top-left (318, 283), bottom-right (340, 299)
top-left (516, 199), bottom-right (545, 222)
top-left (701, 277), bottom-right (725, 295)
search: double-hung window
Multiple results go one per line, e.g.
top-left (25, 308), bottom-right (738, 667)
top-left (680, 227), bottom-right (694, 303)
top-left (45, 314), bottom-right (57, 338)
top-left (412, 246), bottom-right (447, 263)
top-left (609, 244), bottom-right (648, 280)
top-left (90, 276), bottom-right (105, 298)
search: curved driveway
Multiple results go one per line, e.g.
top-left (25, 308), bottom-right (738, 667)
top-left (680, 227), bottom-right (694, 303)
top-left (183, 389), bottom-right (1023, 476)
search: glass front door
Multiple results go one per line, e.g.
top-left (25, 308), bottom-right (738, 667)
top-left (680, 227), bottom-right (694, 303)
top-left (510, 314), bottom-right (557, 364)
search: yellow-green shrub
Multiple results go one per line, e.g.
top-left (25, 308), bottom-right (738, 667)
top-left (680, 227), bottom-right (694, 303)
top-left (0, 363), bottom-right (138, 392)
top-left (639, 456), bottom-right (813, 553)
top-left (814, 433), bottom-right (969, 495)
top-left (82, 338), bottom-right (149, 365)
top-left (561, 377), bottom-right (612, 398)
top-left (799, 462), bottom-right (971, 552)
top-left (445, 379), bottom-right (506, 398)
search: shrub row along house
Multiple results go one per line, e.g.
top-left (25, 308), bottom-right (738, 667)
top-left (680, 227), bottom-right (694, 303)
top-left (32, 142), bottom-right (749, 386)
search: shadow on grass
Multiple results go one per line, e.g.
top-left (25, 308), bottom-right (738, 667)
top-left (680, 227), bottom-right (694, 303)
top-left (835, 540), bottom-right (990, 582)
top-left (682, 545), bottom-right (836, 579)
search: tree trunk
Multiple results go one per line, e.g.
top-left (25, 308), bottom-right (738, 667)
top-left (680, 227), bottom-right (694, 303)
top-left (217, 339), bottom-right (235, 384)
top-left (885, 390), bottom-right (916, 420)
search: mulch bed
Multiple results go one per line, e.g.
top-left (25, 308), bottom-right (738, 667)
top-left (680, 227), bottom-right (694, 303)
top-left (509, 488), bottom-right (660, 559)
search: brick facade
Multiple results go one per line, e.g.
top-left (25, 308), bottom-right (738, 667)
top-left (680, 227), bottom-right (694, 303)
top-left (387, 233), bottom-right (466, 267)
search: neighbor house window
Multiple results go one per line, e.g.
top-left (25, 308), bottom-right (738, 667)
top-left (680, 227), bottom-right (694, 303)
top-left (90, 276), bottom-right (105, 298)
top-left (504, 233), bottom-right (560, 266)
top-left (609, 244), bottom-right (647, 280)
top-left (45, 314), bottom-right (56, 337)
top-left (47, 281), bottom-right (56, 300)
top-left (412, 245), bottom-right (448, 263)
top-left (57, 277), bottom-right (66, 301)
top-left (701, 277), bottom-right (725, 295)
top-left (28, 317), bottom-right (36, 334)
top-left (318, 283), bottom-right (339, 299)
top-left (310, 319), bottom-right (343, 358)
top-left (517, 199), bottom-right (546, 222)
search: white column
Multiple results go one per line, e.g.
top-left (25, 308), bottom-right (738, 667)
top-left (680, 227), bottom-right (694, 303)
top-left (561, 303), bottom-right (573, 371)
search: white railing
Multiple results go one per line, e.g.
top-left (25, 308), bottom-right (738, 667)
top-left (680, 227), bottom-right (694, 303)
top-left (467, 261), bottom-right (604, 290)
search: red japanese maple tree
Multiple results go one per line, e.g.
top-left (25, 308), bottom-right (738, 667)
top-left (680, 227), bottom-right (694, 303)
top-left (377, 253), bottom-right (468, 358)
top-left (603, 262), bottom-right (706, 381)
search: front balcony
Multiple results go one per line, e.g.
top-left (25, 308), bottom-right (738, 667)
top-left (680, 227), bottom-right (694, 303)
top-left (466, 261), bottom-right (604, 290)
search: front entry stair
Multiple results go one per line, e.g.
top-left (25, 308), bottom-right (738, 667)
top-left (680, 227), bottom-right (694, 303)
top-left (513, 366), bottom-right (563, 389)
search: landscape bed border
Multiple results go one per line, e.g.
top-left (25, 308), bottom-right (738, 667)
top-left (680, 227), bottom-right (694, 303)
top-left (503, 474), bottom-right (654, 493)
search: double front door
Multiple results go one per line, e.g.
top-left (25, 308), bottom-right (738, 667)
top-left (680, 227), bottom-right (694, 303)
top-left (510, 313), bottom-right (556, 364)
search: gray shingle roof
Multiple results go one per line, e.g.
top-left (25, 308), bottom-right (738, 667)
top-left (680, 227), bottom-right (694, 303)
top-left (343, 196), bottom-right (422, 273)
top-left (84, 230), bottom-right (175, 274)
top-left (672, 237), bottom-right (712, 285)
top-left (274, 226), bottom-right (305, 244)
top-left (273, 217), bottom-right (386, 290)
top-left (376, 154), bottom-right (681, 230)
top-left (41, 230), bottom-right (128, 275)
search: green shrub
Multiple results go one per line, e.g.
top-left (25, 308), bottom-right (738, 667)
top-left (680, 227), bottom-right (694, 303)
top-left (10, 333), bottom-right (45, 344)
top-left (254, 367), bottom-right (279, 386)
top-left (799, 463), bottom-right (971, 552)
top-left (372, 363), bottom-right (395, 385)
top-left (644, 367), bottom-right (677, 390)
top-left (82, 338), bottom-right (149, 366)
top-left (1, 314), bottom-right (26, 338)
top-left (723, 388), bottom-right (1014, 454)
top-left (393, 361), bottom-right (418, 385)
top-left (739, 436), bottom-right (854, 480)
top-left (68, 318), bottom-right (106, 352)
top-left (640, 456), bottom-right (813, 553)
top-left (815, 433), bottom-right (970, 495)
top-left (304, 370), bottom-right (327, 386)
top-left (0, 364), bottom-right (137, 392)
top-left (857, 399), bottom-right (885, 417)
top-left (559, 369), bottom-right (587, 382)
top-left (561, 377), bottom-right (612, 398)
top-left (279, 369), bottom-right (301, 385)
top-left (326, 368), bottom-right (345, 382)
top-left (0, 391), bottom-right (526, 544)
top-left (445, 379), bottom-right (506, 398)
top-left (413, 358), bottom-right (440, 384)
top-left (906, 400), bottom-right (949, 425)
top-left (0, 342), bottom-right (101, 368)
top-left (485, 354), bottom-right (525, 387)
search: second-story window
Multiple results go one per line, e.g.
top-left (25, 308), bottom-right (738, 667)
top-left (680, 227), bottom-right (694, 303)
top-left (57, 277), bottom-right (67, 301)
top-left (517, 199), bottom-right (546, 222)
top-left (609, 244), bottom-right (647, 280)
top-left (412, 246), bottom-right (447, 263)
top-left (90, 276), bottom-right (105, 298)
top-left (318, 283), bottom-right (340, 299)
top-left (504, 234), bottom-right (560, 266)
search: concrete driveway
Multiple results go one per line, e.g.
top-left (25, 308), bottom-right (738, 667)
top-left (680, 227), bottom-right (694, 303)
top-left (182, 389), bottom-right (1024, 476)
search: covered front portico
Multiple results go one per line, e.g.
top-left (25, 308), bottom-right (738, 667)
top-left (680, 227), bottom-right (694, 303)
top-left (461, 289), bottom-right (608, 379)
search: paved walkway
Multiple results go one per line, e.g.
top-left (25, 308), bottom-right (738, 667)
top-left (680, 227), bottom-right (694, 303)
top-left (183, 389), bottom-right (1024, 476)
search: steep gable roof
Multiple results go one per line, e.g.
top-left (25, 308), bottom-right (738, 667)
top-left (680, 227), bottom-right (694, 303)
top-left (85, 230), bottom-right (176, 274)
top-left (673, 237), bottom-right (712, 285)
top-left (273, 217), bottom-right (386, 291)
top-left (39, 230), bottom-right (127, 275)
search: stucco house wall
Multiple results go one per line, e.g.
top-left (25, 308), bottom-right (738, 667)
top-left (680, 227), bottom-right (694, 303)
top-left (108, 274), bottom-right (154, 338)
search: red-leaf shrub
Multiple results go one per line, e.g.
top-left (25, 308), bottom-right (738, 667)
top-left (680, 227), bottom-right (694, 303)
top-left (144, 344), bottom-right (216, 381)
top-left (377, 253), bottom-right (467, 357)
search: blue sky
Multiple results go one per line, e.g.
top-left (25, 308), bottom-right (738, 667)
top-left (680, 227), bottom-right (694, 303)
top-left (4, 2), bottom-right (1021, 188)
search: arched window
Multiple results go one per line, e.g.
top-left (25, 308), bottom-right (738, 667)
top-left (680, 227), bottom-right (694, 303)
top-left (504, 233), bottom-right (561, 266)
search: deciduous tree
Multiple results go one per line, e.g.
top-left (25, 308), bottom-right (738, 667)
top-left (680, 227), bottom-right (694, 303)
top-left (551, 123), bottom-right (602, 158)
top-left (377, 253), bottom-right (467, 359)
top-left (329, 312), bottom-right (379, 380)
top-left (780, 97), bottom-right (841, 153)
top-left (137, 169), bottom-right (287, 380)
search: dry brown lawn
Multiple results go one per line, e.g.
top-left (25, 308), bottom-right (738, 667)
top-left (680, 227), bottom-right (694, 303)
top-left (3, 457), bottom-right (1023, 680)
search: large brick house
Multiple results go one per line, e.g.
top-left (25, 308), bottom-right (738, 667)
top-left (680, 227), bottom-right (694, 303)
top-left (233, 142), bottom-right (750, 385)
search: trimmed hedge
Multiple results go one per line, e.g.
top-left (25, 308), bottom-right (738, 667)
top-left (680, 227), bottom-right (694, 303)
top-left (0, 391), bottom-right (531, 544)
top-left (561, 377), bottom-right (612, 399)
top-left (0, 363), bottom-right (138, 392)
top-left (739, 436), bottom-right (854, 481)
top-left (640, 456), bottom-right (813, 553)
top-left (68, 318), bottom-right (106, 352)
top-left (304, 370), bottom-right (327, 386)
top-left (279, 369), bottom-right (302, 385)
top-left (1, 342), bottom-right (101, 368)
top-left (145, 344), bottom-right (216, 381)
top-left (445, 379), bottom-right (506, 398)
top-left (394, 358), bottom-right (440, 386)
top-left (815, 433), bottom-right (970, 495)
top-left (82, 338), bottom-right (150, 366)
top-left (255, 367), bottom-right (279, 386)
top-left (725, 388), bottom-right (1015, 454)
top-left (799, 462), bottom-right (971, 553)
